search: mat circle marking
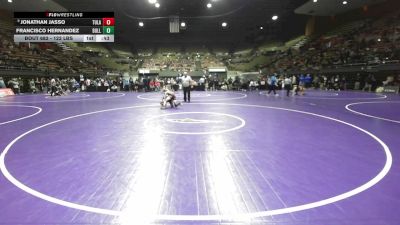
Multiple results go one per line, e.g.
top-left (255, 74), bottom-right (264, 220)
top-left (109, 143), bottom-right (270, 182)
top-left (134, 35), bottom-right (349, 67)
top-left (0, 105), bottom-right (42, 125)
top-left (345, 101), bottom-right (400, 124)
top-left (0, 93), bottom-right (125, 104)
top-left (0, 103), bottom-right (392, 221)
top-left (143, 112), bottom-right (246, 135)
top-left (138, 92), bottom-right (247, 102)
top-left (259, 91), bottom-right (387, 100)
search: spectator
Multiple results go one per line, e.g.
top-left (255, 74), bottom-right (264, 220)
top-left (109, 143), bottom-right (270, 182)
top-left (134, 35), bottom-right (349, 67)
top-left (267, 73), bottom-right (278, 96)
top-left (0, 77), bottom-right (5, 88)
top-left (8, 78), bottom-right (20, 94)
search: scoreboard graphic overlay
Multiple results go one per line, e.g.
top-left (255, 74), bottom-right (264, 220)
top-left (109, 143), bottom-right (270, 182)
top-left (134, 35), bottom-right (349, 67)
top-left (14, 12), bottom-right (114, 42)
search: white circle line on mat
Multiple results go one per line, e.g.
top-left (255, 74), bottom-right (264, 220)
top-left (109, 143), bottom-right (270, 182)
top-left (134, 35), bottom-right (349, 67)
top-left (143, 111), bottom-right (246, 135)
top-left (44, 94), bottom-right (90, 99)
top-left (259, 91), bottom-right (387, 100)
top-left (138, 92), bottom-right (247, 102)
top-left (345, 101), bottom-right (400, 124)
top-left (0, 103), bottom-right (392, 222)
top-left (0, 105), bottom-right (42, 125)
top-left (0, 93), bottom-right (125, 104)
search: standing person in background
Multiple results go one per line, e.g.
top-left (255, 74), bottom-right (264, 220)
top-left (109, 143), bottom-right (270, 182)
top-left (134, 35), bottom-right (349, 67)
top-left (142, 76), bottom-right (148, 92)
top-left (29, 79), bottom-right (37, 93)
top-left (354, 73), bottom-right (361, 90)
top-left (0, 77), bottom-right (5, 88)
top-left (228, 77), bottom-right (233, 91)
top-left (295, 74), bottom-right (306, 96)
top-left (267, 73), bottom-right (278, 96)
top-left (199, 76), bottom-right (205, 91)
top-left (340, 76), bottom-right (347, 91)
top-left (249, 80), bottom-right (255, 91)
top-left (204, 76), bottom-right (209, 91)
top-left (134, 78), bottom-right (139, 92)
top-left (334, 75), bottom-right (340, 90)
top-left (119, 76), bottom-right (123, 91)
top-left (155, 78), bottom-right (161, 92)
top-left (305, 74), bottom-right (312, 88)
top-left (363, 74), bottom-right (373, 92)
top-left (8, 78), bottom-right (20, 94)
top-left (181, 72), bottom-right (193, 102)
top-left (284, 76), bottom-right (292, 97)
top-left (291, 74), bottom-right (297, 94)
top-left (79, 74), bottom-right (84, 89)
top-left (129, 77), bottom-right (134, 91)
top-left (210, 76), bottom-right (216, 91)
top-left (166, 78), bottom-right (171, 90)
top-left (370, 74), bottom-right (378, 92)
top-left (291, 75), bottom-right (297, 87)
top-left (50, 78), bottom-right (57, 96)
top-left (149, 79), bottom-right (155, 92)
top-left (35, 78), bottom-right (42, 92)
top-left (260, 77), bottom-right (266, 90)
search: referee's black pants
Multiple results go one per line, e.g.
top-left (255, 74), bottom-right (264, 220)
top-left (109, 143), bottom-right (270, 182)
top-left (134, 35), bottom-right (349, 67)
top-left (284, 84), bottom-right (291, 96)
top-left (183, 86), bottom-right (191, 102)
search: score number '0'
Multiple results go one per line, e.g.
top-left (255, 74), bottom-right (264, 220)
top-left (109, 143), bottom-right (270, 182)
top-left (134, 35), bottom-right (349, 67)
top-left (102, 18), bottom-right (115, 26)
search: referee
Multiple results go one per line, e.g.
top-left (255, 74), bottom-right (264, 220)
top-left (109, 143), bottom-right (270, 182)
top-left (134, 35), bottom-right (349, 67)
top-left (284, 76), bottom-right (292, 96)
top-left (181, 72), bottom-right (193, 102)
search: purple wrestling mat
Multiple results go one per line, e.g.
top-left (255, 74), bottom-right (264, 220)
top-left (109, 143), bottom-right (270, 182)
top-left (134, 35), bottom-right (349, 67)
top-left (0, 90), bottom-right (399, 225)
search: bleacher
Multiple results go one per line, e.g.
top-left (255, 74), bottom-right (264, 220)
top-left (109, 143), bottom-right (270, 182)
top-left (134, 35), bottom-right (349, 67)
top-left (291, 36), bottom-right (310, 50)
top-left (0, 20), bottom-right (13, 31)
top-left (325, 20), bottom-right (366, 37)
top-left (1, 8), bottom-right (399, 78)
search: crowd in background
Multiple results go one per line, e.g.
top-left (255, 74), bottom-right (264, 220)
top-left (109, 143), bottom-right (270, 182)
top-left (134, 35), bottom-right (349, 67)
top-left (1, 72), bottom-right (399, 95)
top-left (0, 76), bottom-right (121, 94)
top-left (1, 11), bottom-right (400, 95)
top-left (3, 12), bottom-right (398, 77)
top-left (253, 13), bottom-right (400, 73)
top-left (0, 30), bottom-right (106, 75)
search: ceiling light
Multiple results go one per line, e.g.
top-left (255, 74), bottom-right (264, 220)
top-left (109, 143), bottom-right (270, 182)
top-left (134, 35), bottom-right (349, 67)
top-left (8, 0), bottom-right (12, 3)
top-left (272, 15), bottom-right (278, 21)
top-left (260, 26), bottom-right (264, 30)
top-left (207, 3), bottom-right (212, 8)
top-left (342, 1), bottom-right (348, 5)
top-left (313, 0), bottom-right (318, 2)
top-left (148, 0), bottom-right (156, 4)
top-left (139, 22), bottom-right (144, 27)
top-left (221, 22), bottom-right (227, 27)
top-left (155, 2), bottom-right (160, 7)
top-left (181, 22), bottom-right (186, 27)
